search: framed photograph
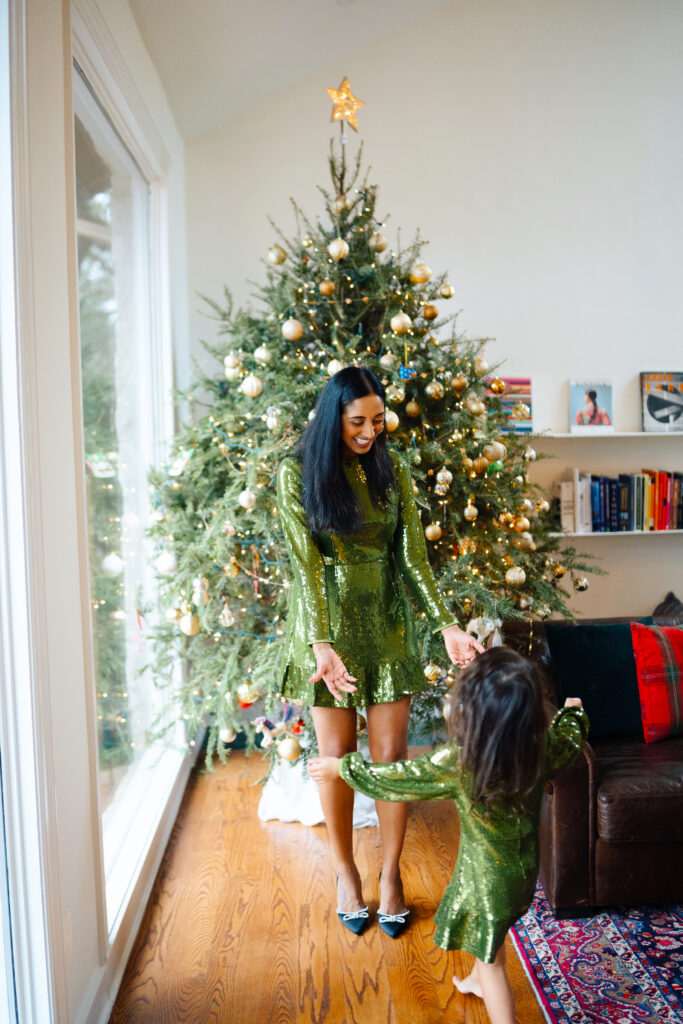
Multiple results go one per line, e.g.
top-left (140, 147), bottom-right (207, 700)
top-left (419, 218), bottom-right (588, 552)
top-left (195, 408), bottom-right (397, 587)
top-left (640, 372), bottom-right (683, 432)
top-left (569, 380), bottom-right (614, 434)
top-left (487, 377), bottom-right (533, 433)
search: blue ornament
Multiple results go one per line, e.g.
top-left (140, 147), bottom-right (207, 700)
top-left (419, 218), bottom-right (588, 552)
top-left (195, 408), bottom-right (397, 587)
top-left (398, 363), bottom-right (417, 380)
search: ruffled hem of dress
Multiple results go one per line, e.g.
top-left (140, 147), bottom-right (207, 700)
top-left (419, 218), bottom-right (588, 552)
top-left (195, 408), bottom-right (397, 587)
top-left (280, 655), bottom-right (430, 708)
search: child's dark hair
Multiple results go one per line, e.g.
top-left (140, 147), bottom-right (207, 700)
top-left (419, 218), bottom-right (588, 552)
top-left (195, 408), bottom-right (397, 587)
top-left (446, 647), bottom-right (546, 812)
top-left (295, 365), bottom-right (394, 536)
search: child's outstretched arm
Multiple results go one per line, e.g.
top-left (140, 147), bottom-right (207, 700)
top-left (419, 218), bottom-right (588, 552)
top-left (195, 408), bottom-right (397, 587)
top-left (307, 756), bottom-right (341, 784)
top-left (545, 698), bottom-right (590, 776)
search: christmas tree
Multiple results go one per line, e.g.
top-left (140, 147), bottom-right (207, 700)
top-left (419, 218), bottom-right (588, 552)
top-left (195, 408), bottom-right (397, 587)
top-left (148, 81), bottom-right (596, 765)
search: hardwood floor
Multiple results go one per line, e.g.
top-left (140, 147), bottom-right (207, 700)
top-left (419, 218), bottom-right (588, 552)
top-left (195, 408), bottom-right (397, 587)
top-left (110, 751), bottom-right (545, 1024)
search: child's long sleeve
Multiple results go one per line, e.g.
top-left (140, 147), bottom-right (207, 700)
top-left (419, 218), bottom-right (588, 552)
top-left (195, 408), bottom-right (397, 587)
top-left (544, 706), bottom-right (590, 777)
top-left (339, 745), bottom-right (461, 802)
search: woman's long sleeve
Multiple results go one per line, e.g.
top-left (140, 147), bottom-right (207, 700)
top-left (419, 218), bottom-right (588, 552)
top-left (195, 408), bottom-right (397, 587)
top-left (277, 459), bottom-right (332, 646)
top-left (544, 706), bottom-right (590, 777)
top-left (339, 746), bottom-right (461, 802)
top-left (391, 457), bottom-right (457, 633)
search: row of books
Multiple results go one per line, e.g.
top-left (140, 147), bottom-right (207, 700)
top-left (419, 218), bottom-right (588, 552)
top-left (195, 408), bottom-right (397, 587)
top-left (556, 468), bottom-right (683, 533)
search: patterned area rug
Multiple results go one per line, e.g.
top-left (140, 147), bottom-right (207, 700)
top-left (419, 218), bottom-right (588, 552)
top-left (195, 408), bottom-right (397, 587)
top-left (511, 886), bottom-right (683, 1023)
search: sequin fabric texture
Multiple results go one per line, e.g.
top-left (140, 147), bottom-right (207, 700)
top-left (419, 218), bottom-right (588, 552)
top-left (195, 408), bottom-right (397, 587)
top-left (276, 450), bottom-right (456, 708)
top-left (339, 706), bottom-right (590, 962)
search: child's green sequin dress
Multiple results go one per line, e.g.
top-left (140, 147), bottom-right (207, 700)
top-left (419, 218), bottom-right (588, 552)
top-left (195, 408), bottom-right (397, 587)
top-left (339, 706), bottom-right (590, 962)
top-left (277, 450), bottom-right (456, 708)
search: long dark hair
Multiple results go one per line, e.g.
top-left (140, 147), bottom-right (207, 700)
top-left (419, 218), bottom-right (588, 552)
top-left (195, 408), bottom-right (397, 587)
top-left (446, 647), bottom-right (546, 813)
top-left (295, 366), bottom-right (395, 535)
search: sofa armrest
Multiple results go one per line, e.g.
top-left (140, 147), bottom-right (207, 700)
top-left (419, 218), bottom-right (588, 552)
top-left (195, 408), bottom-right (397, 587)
top-left (539, 735), bottom-right (597, 915)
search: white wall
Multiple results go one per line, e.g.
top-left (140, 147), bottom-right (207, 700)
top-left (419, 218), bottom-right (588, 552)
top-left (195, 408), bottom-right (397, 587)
top-left (9, 1), bottom-right (190, 1021)
top-left (186, 0), bottom-right (683, 616)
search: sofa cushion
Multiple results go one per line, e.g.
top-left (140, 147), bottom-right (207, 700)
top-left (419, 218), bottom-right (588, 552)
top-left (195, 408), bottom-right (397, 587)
top-left (545, 620), bottom-right (652, 741)
top-left (631, 622), bottom-right (683, 743)
top-left (595, 737), bottom-right (683, 842)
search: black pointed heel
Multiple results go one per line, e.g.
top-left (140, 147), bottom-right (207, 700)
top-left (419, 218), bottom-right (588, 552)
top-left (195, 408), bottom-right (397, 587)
top-left (336, 875), bottom-right (369, 935)
top-left (377, 909), bottom-right (410, 938)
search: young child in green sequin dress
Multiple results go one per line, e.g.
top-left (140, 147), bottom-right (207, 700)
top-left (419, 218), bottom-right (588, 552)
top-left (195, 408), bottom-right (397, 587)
top-left (308, 646), bottom-right (588, 1024)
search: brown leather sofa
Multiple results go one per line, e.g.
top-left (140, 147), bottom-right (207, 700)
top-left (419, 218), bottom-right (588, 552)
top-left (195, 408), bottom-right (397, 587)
top-left (505, 616), bottom-right (683, 917)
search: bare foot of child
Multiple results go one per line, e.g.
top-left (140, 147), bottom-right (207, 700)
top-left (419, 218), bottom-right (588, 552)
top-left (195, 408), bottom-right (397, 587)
top-left (453, 972), bottom-right (483, 998)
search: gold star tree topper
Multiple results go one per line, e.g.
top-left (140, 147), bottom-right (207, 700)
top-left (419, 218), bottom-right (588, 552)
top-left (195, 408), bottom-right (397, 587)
top-left (327, 77), bottom-right (364, 132)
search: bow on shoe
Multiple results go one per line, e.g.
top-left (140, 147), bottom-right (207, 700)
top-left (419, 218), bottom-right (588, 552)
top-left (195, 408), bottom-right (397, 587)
top-left (336, 906), bottom-right (370, 935)
top-left (377, 909), bottom-right (410, 938)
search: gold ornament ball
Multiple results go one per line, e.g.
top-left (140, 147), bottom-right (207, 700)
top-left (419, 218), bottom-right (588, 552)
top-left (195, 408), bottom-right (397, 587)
top-left (451, 375), bottom-right (468, 393)
top-left (327, 358), bottom-right (345, 376)
top-left (465, 398), bottom-right (486, 416)
top-left (498, 511), bottom-right (515, 528)
top-left (422, 303), bottom-right (439, 321)
top-left (425, 523), bottom-right (443, 541)
top-left (520, 498), bottom-right (535, 514)
top-left (369, 231), bottom-right (387, 252)
top-left (219, 726), bottom-right (236, 744)
top-left (505, 566), bottom-right (527, 587)
top-left (440, 282), bottom-right (455, 299)
top-left (390, 311), bottom-right (412, 334)
top-left (424, 662), bottom-right (441, 682)
top-left (281, 317), bottom-right (304, 341)
top-left (473, 456), bottom-right (490, 475)
top-left (519, 594), bottom-right (534, 610)
top-left (240, 373), bottom-right (263, 398)
top-left (551, 563), bottom-right (566, 579)
top-left (386, 384), bottom-right (405, 403)
top-left (514, 516), bottom-right (531, 533)
top-left (277, 736), bottom-right (302, 762)
top-left (253, 344), bottom-right (271, 364)
top-left (536, 498), bottom-right (551, 514)
top-left (463, 501), bottom-right (479, 522)
top-left (302, 237), bottom-right (313, 248)
top-left (518, 531), bottom-right (535, 551)
top-left (436, 467), bottom-right (453, 486)
top-left (434, 483), bottom-right (449, 496)
top-left (482, 441), bottom-right (506, 462)
top-left (236, 682), bottom-right (260, 708)
top-left (425, 379), bottom-right (445, 400)
top-left (512, 475), bottom-right (525, 488)
top-left (405, 400), bottom-right (421, 417)
top-left (164, 606), bottom-right (180, 623)
top-left (462, 456), bottom-right (474, 471)
top-left (459, 536), bottom-right (477, 555)
top-left (179, 613), bottom-right (200, 636)
top-left (379, 352), bottom-right (395, 369)
top-left (410, 261), bottom-right (432, 284)
top-left (524, 446), bottom-right (537, 462)
top-left (574, 576), bottom-right (590, 592)
top-left (488, 378), bottom-right (506, 396)
top-left (328, 237), bottom-right (349, 261)
top-left (319, 278), bottom-right (336, 296)
top-left (385, 409), bottom-right (399, 432)
top-left (267, 243), bottom-right (287, 265)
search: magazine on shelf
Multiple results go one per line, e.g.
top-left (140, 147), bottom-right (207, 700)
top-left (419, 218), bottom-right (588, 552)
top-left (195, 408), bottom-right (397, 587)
top-left (569, 379), bottom-right (614, 434)
top-left (640, 372), bottom-right (683, 432)
top-left (487, 377), bottom-right (533, 433)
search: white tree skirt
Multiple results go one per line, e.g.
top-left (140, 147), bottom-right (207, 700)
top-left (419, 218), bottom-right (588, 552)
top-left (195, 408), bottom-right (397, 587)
top-left (257, 755), bottom-right (379, 828)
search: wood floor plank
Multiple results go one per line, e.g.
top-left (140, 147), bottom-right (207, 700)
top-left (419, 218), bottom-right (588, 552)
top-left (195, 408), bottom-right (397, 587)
top-left (110, 751), bottom-right (546, 1024)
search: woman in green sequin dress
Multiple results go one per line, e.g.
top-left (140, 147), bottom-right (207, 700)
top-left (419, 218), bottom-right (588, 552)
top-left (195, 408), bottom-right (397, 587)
top-left (308, 648), bottom-right (589, 1024)
top-left (277, 366), bottom-right (483, 930)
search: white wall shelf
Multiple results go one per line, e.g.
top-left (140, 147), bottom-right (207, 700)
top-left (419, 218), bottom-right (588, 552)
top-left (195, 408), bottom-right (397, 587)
top-left (552, 530), bottom-right (683, 538)
top-left (536, 432), bottom-right (683, 439)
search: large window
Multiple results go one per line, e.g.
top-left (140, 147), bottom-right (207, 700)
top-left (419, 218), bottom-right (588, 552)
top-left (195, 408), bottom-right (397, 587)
top-left (73, 69), bottom-right (180, 930)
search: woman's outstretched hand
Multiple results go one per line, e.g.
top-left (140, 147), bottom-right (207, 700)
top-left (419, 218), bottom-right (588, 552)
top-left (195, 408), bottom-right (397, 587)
top-left (441, 624), bottom-right (485, 668)
top-left (307, 756), bottom-right (341, 784)
top-left (310, 642), bottom-right (358, 701)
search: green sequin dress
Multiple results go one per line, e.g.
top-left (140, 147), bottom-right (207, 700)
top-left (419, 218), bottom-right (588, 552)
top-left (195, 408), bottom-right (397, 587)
top-left (339, 706), bottom-right (589, 962)
top-left (277, 450), bottom-right (456, 709)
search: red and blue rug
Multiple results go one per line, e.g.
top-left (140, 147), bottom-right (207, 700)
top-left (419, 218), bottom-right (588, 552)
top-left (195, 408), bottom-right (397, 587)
top-left (511, 886), bottom-right (683, 1023)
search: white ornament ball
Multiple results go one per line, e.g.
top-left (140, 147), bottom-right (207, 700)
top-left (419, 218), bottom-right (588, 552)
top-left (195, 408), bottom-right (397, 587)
top-left (379, 352), bottom-right (396, 369)
top-left (505, 566), bottom-right (527, 587)
top-left (410, 261), bottom-right (433, 284)
top-left (219, 604), bottom-right (235, 628)
top-left (277, 736), bottom-right (302, 761)
top-left (179, 613), bottom-right (200, 636)
top-left (238, 488), bottom-right (257, 510)
top-left (102, 553), bottom-right (123, 575)
top-left (524, 446), bottom-right (537, 462)
top-left (465, 397), bottom-right (486, 416)
top-left (240, 373), bottom-right (263, 397)
top-left (328, 238), bottom-right (349, 261)
top-left (369, 232), bottom-right (387, 252)
top-left (436, 467), bottom-right (453, 486)
top-left (327, 359), bottom-right (345, 376)
top-left (390, 311), bottom-right (412, 334)
top-left (155, 550), bottom-right (177, 575)
top-left (223, 352), bottom-right (242, 381)
top-left (267, 243), bottom-right (287, 265)
top-left (266, 414), bottom-right (279, 430)
top-left (281, 318), bottom-right (304, 341)
top-left (463, 501), bottom-right (479, 522)
top-left (219, 726), bottom-right (236, 744)
top-left (519, 595), bottom-right (534, 610)
top-left (164, 606), bottom-right (180, 623)
top-left (425, 523), bottom-right (443, 541)
top-left (385, 410), bottom-right (399, 432)
top-left (254, 344), bottom-right (271, 364)
top-left (474, 355), bottom-right (489, 374)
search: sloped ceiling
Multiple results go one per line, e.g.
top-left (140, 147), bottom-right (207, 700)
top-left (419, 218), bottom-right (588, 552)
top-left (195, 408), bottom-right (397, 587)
top-left (129, 0), bottom-right (454, 140)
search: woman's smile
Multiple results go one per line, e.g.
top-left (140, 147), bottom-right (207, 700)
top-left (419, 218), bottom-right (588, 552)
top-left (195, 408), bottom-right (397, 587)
top-left (341, 393), bottom-right (386, 458)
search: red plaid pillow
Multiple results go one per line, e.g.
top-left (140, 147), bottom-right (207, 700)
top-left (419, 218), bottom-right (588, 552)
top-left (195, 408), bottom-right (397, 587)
top-left (630, 623), bottom-right (683, 743)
